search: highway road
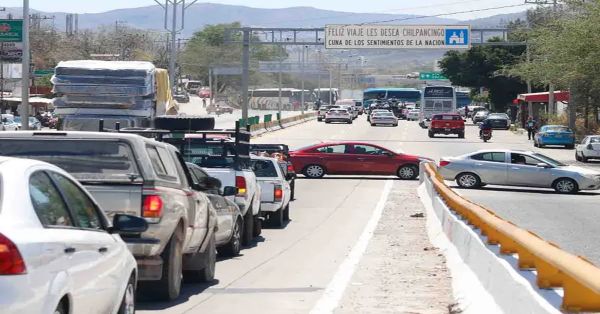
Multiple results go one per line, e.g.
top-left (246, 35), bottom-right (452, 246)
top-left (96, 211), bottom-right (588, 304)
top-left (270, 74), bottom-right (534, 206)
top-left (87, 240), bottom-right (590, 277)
top-left (138, 110), bottom-right (453, 313)
top-left (139, 110), bottom-right (600, 312)
top-left (236, 113), bottom-right (600, 265)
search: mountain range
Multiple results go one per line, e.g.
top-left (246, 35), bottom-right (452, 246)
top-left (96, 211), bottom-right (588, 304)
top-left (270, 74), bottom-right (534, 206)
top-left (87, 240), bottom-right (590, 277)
top-left (2, 3), bottom-right (526, 37)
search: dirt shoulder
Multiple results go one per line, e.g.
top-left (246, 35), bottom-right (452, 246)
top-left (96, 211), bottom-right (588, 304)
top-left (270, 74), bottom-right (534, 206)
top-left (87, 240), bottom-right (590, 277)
top-left (336, 181), bottom-right (455, 314)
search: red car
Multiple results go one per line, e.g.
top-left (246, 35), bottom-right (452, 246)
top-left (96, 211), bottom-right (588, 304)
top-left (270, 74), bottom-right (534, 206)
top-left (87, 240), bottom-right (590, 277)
top-left (428, 113), bottom-right (465, 138)
top-left (289, 142), bottom-right (427, 179)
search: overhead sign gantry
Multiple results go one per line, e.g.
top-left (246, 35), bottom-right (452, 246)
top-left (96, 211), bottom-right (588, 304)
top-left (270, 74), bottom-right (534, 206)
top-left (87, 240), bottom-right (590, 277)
top-left (324, 25), bottom-right (471, 49)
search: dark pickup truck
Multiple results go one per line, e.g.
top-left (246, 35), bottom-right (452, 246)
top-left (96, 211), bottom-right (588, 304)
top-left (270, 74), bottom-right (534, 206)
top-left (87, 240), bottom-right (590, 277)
top-left (428, 113), bottom-right (465, 138)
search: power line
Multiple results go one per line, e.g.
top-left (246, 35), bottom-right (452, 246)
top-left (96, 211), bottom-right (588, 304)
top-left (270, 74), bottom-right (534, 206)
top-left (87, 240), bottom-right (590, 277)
top-left (261, 0), bottom-right (483, 26)
top-left (359, 3), bottom-right (529, 25)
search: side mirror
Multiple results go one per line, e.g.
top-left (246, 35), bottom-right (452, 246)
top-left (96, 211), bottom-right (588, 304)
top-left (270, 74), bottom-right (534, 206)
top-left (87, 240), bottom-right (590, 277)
top-left (110, 214), bottom-right (148, 234)
top-left (536, 163), bottom-right (552, 169)
top-left (222, 186), bottom-right (238, 196)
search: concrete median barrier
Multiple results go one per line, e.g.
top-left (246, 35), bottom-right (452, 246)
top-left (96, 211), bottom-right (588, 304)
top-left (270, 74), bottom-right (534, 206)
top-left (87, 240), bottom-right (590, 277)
top-left (419, 163), bottom-right (600, 313)
top-left (249, 112), bottom-right (316, 137)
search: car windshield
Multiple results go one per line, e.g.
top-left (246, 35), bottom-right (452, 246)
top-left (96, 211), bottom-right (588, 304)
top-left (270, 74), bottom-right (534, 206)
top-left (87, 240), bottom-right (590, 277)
top-left (545, 126), bottom-right (571, 132)
top-left (177, 143), bottom-right (237, 168)
top-left (251, 160), bottom-right (279, 177)
top-left (532, 153), bottom-right (567, 167)
top-left (434, 115), bottom-right (461, 121)
top-left (0, 140), bottom-right (140, 182)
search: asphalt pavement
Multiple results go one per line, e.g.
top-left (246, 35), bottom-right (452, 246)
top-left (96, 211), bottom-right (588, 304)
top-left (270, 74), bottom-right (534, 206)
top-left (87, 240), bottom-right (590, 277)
top-left (252, 116), bottom-right (600, 266)
top-left (139, 110), bottom-right (600, 312)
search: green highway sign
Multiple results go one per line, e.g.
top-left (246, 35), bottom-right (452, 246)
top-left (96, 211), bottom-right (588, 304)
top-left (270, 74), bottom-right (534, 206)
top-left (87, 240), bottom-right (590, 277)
top-left (419, 72), bottom-right (448, 80)
top-left (34, 69), bottom-right (54, 77)
top-left (0, 20), bottom-right (23, 42)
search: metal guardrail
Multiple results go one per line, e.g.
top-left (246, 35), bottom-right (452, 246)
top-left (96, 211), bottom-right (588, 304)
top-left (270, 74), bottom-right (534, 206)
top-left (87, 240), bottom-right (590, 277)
top-left (423, 163), bottom-right (600, 312)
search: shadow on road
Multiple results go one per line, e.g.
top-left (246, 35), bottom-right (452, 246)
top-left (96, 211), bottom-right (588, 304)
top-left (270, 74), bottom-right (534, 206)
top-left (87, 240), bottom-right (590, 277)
top-left (137, 280), bottom-right (220, 310)
top-left (454, 185), bottom-right (600, 196)
top-left (297, 176), bottom-right (402, 181)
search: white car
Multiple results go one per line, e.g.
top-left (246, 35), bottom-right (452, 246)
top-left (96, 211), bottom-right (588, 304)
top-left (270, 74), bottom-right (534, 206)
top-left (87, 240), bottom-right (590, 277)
top-left (251, 156), bottom-right (292, 227)
top-left (0, 157), bottom-right (146, 314)
top-left (325, 108), bottom-right (353, 124)
top-left (576, 135), bottom-right (600, 162)
top-left (1, 114), bottom-right (19, 131)
top-left (370, 111), bottom-right (398, 127)
top-left (407, 109), bottom-right (420, 121)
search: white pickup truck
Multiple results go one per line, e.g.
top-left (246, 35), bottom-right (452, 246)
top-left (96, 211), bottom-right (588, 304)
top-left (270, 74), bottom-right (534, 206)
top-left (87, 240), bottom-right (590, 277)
top-left (163, 126), bottom-right (262, 246)
top-left (251, 156), bottom-right (292, 227)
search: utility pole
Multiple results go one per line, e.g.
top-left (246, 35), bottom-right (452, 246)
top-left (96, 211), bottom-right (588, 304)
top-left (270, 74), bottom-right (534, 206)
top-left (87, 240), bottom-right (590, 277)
top-left (278, 45), bottom-right (284, 118)
top-left (300, 45), bottom-right (306, 114)
top-left (21, 0), bottom-right (30, 130)
top-left (241, 28), bottom-right (250, 121)
top-left (154, 0), bottom-right (198, 94)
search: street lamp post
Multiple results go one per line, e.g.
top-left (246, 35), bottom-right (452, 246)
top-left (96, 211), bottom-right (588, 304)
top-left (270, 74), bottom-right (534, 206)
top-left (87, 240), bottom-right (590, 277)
top-left (21, 0), bottom-right (30, 130)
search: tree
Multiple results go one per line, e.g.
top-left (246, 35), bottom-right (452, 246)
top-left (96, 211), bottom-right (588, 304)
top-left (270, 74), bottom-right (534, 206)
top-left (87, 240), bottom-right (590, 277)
top-left (439, 38), bottom-right (527, 111)
top-left (180, 22), bottom-right (287, 93)
top-left (510, 0), bottom-right (600, 129)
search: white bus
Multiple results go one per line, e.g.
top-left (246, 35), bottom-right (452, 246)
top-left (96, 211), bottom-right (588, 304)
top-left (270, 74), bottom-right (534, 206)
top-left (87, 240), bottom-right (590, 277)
top-left (250, 88), bottom-right (310, 110)
top-left (419, 86), bottom-right (457, 128)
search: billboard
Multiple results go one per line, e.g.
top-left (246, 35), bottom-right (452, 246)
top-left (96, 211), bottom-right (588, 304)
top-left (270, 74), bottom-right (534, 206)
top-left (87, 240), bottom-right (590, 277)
top-left (325, 25), bottom-right (470, 49)
top-left (0, 20), bottom-right (23, 42)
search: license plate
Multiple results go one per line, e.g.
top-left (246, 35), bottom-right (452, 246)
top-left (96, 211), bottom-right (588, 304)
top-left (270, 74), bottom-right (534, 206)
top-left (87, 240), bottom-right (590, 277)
top-left (444, 128), bottom-right (451, 132)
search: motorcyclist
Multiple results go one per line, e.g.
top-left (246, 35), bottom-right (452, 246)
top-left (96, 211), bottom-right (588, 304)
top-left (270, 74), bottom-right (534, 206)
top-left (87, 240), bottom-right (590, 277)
top-left (479, 118), bottom-right (493, 138)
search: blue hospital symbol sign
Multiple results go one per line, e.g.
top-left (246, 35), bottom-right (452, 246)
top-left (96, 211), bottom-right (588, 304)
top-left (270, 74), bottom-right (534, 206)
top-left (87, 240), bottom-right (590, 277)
top-left (445, 29), bottom-right (469, 46)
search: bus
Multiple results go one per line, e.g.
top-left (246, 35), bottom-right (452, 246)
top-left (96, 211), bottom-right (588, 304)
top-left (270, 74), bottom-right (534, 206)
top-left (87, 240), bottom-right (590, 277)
top-left (363, 88), bottom-right (421, 108)
top-left (456, 90), bottom-right (471, 109)
top-left (250, 88), bottom-right (310, 110)
top-left (419, 86), bottom-right (457, 128)
top-left (313, 88), bottom-right (339, 107)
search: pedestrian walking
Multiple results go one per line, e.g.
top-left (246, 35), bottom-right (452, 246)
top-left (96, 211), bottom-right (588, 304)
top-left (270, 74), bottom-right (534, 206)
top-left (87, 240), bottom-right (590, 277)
top-left (526, 116), bottom-right (536, 140)
top-left (202, 97), bottom-right (207, 108)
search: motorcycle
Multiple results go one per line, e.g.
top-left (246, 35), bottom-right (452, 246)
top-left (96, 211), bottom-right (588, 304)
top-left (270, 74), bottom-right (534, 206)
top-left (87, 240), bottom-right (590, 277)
top-left (480, 128), bottom-right (492, 142)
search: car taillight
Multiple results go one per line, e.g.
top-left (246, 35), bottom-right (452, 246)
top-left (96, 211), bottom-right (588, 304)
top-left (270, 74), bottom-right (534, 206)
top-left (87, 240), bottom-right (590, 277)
top-left (236, 176), bottom-right (247, 197)
top-left (439, 160), bottom-right (451, 167)
top-left (274, 185), bottom-right (283, 202)
top-left (143, 195), bottom-right (163, 218)
top-left (0, 233), bottom-right (26, 275)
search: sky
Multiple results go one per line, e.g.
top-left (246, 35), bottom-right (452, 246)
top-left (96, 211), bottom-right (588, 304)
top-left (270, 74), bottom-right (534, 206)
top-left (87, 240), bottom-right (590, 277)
top-left (1, 0), bottom-right (535, 20)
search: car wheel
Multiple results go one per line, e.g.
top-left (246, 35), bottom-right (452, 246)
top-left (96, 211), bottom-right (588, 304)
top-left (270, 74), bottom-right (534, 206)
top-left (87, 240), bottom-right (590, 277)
top-left (184, 233), bottom-right (216, 282)
top-left (317, 118), bottom-right (322, 121)
top-left (458, 132), bottom-right (465, 139)
top-left (348, 120), bottom-right (353, 124)
top-left (371, 123), bottom-right (375, 126)
top-left (253, 214), bottom-right (262, 237)
top-left (393, 124), bottom-right (398, 127)
top-left (283, 205), bottom-right (290, 221)
top-left (534, 140), bottom-right (539, 148)
top-left (218, 218), bottom-right (242, 257)
top-left (553, 178), bottom-right (579, 194)
top-left (303, 164), bottom-right (325, 178)
top-left (325, 120), bottom-right (331, 124)
top-left (456, 173), bottom-right (481, 189)
top-left (270, 208), bottom-right (284, 228)
top-left (242, 208), bottom-right (254, 246)
top-left (140, 231), bottom-right (183, 301)
top-left (581, 153), bottom-right (589, 163)
top-left (117, 275), bottom-right (136, 314)
top-left (428, 131), bottom-right (434, 138)
top-left (397, 164), bottom-right (418, 180)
